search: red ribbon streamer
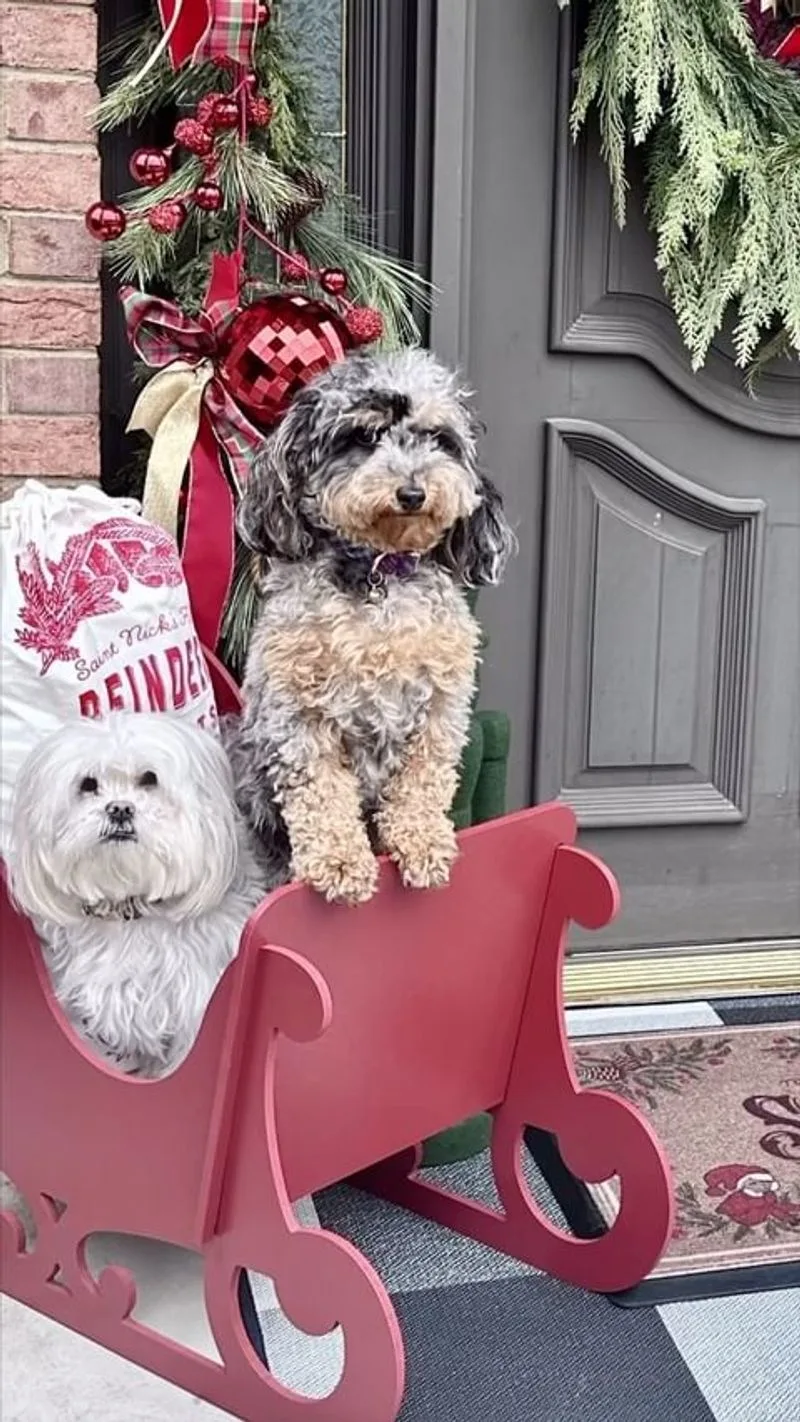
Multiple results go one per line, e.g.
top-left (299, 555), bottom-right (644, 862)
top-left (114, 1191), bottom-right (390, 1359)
top-left (774, 23), bottom-right (800, 58)
top-left (156, 0), bottom-right (262, 70)
top-left (181, 411), bottom-right (236, 652)
top-left (122, 253), bottom-right (258, 653)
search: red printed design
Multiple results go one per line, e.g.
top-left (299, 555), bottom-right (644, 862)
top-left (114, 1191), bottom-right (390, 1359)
top-left (15, 519), bottom-right (185, 676)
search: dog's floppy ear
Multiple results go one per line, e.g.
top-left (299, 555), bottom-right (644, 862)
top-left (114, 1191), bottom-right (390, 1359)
top-left (435, 470), bottom-right (515, 587)
top-left (236, 398), bottom-right (318, 562)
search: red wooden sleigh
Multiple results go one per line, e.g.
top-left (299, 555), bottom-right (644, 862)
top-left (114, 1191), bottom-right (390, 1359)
top-left (0, 655), bottom-right (673, 1421)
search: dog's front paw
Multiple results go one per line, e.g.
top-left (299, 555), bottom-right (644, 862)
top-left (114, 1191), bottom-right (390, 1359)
top-left (294, 840), bottom-right (379, 905)
top-left (380, 811), bottom-right (459, 891)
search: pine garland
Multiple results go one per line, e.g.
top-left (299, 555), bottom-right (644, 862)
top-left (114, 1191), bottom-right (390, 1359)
top-left (95, 2), bottom-right (432, 671)
top-left (94, 8), bottom-right (429, 345)
top-left (571, 0), bottom-right (800, 371)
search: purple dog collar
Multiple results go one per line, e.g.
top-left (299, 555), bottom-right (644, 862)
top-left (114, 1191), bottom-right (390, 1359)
top-left (367, 551), bottom-right (421, 598)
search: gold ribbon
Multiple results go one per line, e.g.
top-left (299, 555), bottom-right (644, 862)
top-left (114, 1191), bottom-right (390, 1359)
top-left (127, 360), bottom-right (214, 539)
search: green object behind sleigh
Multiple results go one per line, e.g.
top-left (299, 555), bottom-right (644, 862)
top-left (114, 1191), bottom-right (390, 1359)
top-left (422, 593), bottom-right (511, 1169)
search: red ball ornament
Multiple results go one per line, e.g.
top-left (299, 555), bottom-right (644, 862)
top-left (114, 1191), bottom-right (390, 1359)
top-left (85, 201), bottom-right (127, 242)
top-left (193, 180), bottom-right (224, 213)
top-left (129, 147), bottom-right (171, 187)
top-left (282, 252), bottom-right (312, 283)
top-left (217, 295), bottom-right (353, 428)
top-left (320, 267), bottom-right (348, 297)
top-left (174, 117), bottom-right (214, 156)
top-left (209, 97), bottom-right (240, 131)
top-left (345, 305), bottom-right (384, 345)
top-left (247, 96), bottom-right (274, 127)
top-left (148, 200), bottom-right (188, 235)
top-left (196, 92), bottom-right (227, 129)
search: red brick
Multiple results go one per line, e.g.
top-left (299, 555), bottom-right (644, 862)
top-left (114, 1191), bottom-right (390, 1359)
top-left (2, 349), bottom-right (98, 414)
top-left (0, 280), bottom-right (101, 348)
top-left (0, 414), bottom-right (99, 479)
top-left (0, 144), bottom-right (98, 213)
top-left (0, 5), bottom-right (96, 73)
top-left (2, 72), bottom-right (98, 144)
top-left (7, 214), bottom-right (98, 281)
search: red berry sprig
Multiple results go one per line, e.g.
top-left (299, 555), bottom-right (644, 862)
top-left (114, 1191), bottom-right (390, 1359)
top-left (345, 306), bottom-right (384, 345)
top-left (247, 95), bottom-right (274, 127)
top-left (174, 118), bottom-right (214, 156)
top-left (282, 253), bottom-right (312, 283)
top-left (148, 200), bottom-right (188, 235)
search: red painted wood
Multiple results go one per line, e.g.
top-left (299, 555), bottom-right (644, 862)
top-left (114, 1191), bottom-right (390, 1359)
top-left (0, 662), bottom-right (673, 1418)
top-left (355, 843), bottom-right (674, 1293)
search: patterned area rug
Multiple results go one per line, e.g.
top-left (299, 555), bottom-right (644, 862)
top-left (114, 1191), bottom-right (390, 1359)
top-left (537, 1023), bottom-right (800, 1302)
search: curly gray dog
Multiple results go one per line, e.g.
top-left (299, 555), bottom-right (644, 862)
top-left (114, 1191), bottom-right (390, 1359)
top-left (229, 348), bottom-right (515, 905)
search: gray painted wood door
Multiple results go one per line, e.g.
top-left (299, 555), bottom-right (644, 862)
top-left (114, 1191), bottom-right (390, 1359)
top-left (430, 0), bottom-right (800, 952)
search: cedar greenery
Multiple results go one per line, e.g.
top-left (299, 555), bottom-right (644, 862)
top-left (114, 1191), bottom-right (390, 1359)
top-left (570, 0), bottom-right (800, 372)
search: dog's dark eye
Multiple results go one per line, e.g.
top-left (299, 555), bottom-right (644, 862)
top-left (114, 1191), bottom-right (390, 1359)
top-left (352, 426), bottom-right (382, 449)
top-left (430, 429), bottom-right (463, 459)
top-left (79, 775), bottom-right (99, 795)
top-left (138, 770), bottom-right (158, 789)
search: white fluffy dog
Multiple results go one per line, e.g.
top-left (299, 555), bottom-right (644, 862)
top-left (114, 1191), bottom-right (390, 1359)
top-left (5, 713), bottom-right (267, 1077)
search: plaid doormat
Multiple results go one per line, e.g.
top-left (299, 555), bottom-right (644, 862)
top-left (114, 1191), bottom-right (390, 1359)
top-left (529, 1023), bottom-right (800, 1306)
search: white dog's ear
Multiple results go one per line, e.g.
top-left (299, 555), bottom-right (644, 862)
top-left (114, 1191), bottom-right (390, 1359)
top-left (6, 810), bottom-right (76, 926)
top-left (171, 725), bottom-right (242, 917)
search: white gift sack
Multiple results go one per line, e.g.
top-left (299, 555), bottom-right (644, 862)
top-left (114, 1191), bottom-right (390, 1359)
top-left (1, 481), bottom-right (218, 855)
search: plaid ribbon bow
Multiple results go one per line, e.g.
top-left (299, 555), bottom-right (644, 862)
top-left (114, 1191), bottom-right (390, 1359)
top-left (121, 254), bottom-right (260, 651)
top-left (122, 254), bottom-right (263, 504)
top-left (156, 0), bottom-right (262, 70)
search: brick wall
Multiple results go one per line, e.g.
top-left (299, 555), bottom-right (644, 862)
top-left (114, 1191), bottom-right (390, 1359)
top-left (0, 0), bottom-right (101, 496)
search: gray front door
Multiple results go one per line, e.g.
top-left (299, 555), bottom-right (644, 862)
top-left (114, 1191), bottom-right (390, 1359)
top-left (430, 0), bottom-right (800, 952)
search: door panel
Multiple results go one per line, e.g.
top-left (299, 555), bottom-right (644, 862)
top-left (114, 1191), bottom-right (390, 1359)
top-left (537, 421), bottom-right (764, 831)
top-left (430, 0), bottom-right (800, 952)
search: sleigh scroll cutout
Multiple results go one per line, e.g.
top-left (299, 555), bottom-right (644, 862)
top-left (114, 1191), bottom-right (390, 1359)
top-left (0, 892), bottom-right (404, 1422)
top-left (353, 843), bottom-right (674, 1295)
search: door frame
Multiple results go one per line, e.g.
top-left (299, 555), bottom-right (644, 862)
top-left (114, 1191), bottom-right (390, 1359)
top-left (426, 1), bottom-right (798, 1002)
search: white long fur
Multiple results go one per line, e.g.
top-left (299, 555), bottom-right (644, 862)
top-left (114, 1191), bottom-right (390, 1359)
top-left (6, 714), bottom-right (267, 1076)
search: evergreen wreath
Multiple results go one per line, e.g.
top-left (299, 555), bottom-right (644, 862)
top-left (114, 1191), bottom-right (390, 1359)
top-left (569, 0), bottom-right (800, 376)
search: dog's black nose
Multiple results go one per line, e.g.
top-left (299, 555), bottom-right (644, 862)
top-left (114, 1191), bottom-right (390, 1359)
top-left (105, 800), bottom-right (134, 823)
top-left (396, 485), bottom-right (425, 512)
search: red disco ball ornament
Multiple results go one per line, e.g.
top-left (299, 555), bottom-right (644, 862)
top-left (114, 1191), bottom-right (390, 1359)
top-left (129, 147), bottom-right (170, 187)
top-left (217, 294), bottom-right (353, 429)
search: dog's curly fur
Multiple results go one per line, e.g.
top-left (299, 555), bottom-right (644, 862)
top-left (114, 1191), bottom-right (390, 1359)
top-left (229, 348), bottom-right (515, 904)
